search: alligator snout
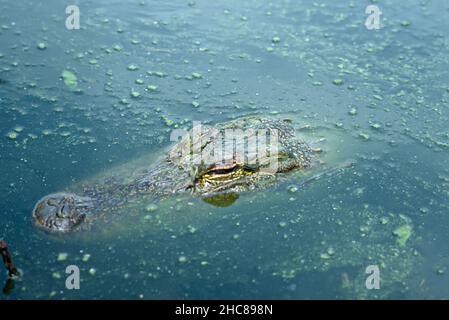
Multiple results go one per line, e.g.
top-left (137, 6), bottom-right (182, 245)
top-left (32, 193), bottom-right (94, 233)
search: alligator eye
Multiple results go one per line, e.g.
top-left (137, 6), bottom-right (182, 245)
top-left (207, 166), bottom-right (237, 175)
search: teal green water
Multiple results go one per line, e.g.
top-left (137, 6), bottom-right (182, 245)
top-left (1, 0), bottom-right (449, 299)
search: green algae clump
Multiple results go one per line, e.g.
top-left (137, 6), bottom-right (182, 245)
top-left (62, 70), bottom-right (78, 90)
top-left (393, 224), bottom-right (412, 247)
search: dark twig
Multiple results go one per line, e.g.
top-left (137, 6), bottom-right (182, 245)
top-left (0, 240), bottom-right (20, 278)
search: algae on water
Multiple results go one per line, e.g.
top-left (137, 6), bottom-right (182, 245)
top-left (393, 224), bottom-right (412, 247)
top-left (62, 70), bottom-right (78, 90)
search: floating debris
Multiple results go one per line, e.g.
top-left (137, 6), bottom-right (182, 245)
top-left (191, 101), bottom-right (200, 108)
top-left (178, 256), bottom-right (188, 263)
top-left (82, 254), bottom-right (91, 262)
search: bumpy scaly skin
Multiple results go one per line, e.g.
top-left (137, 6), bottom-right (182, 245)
top-left (32, 117), bottom-right (314, 233)
top-left (32, 193), bottom-right (94, 233)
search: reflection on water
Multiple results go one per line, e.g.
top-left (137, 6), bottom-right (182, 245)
top-left (202, 193), bottom-right (239, 207)
top-left (1, 0), bottom-right (449, 299)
